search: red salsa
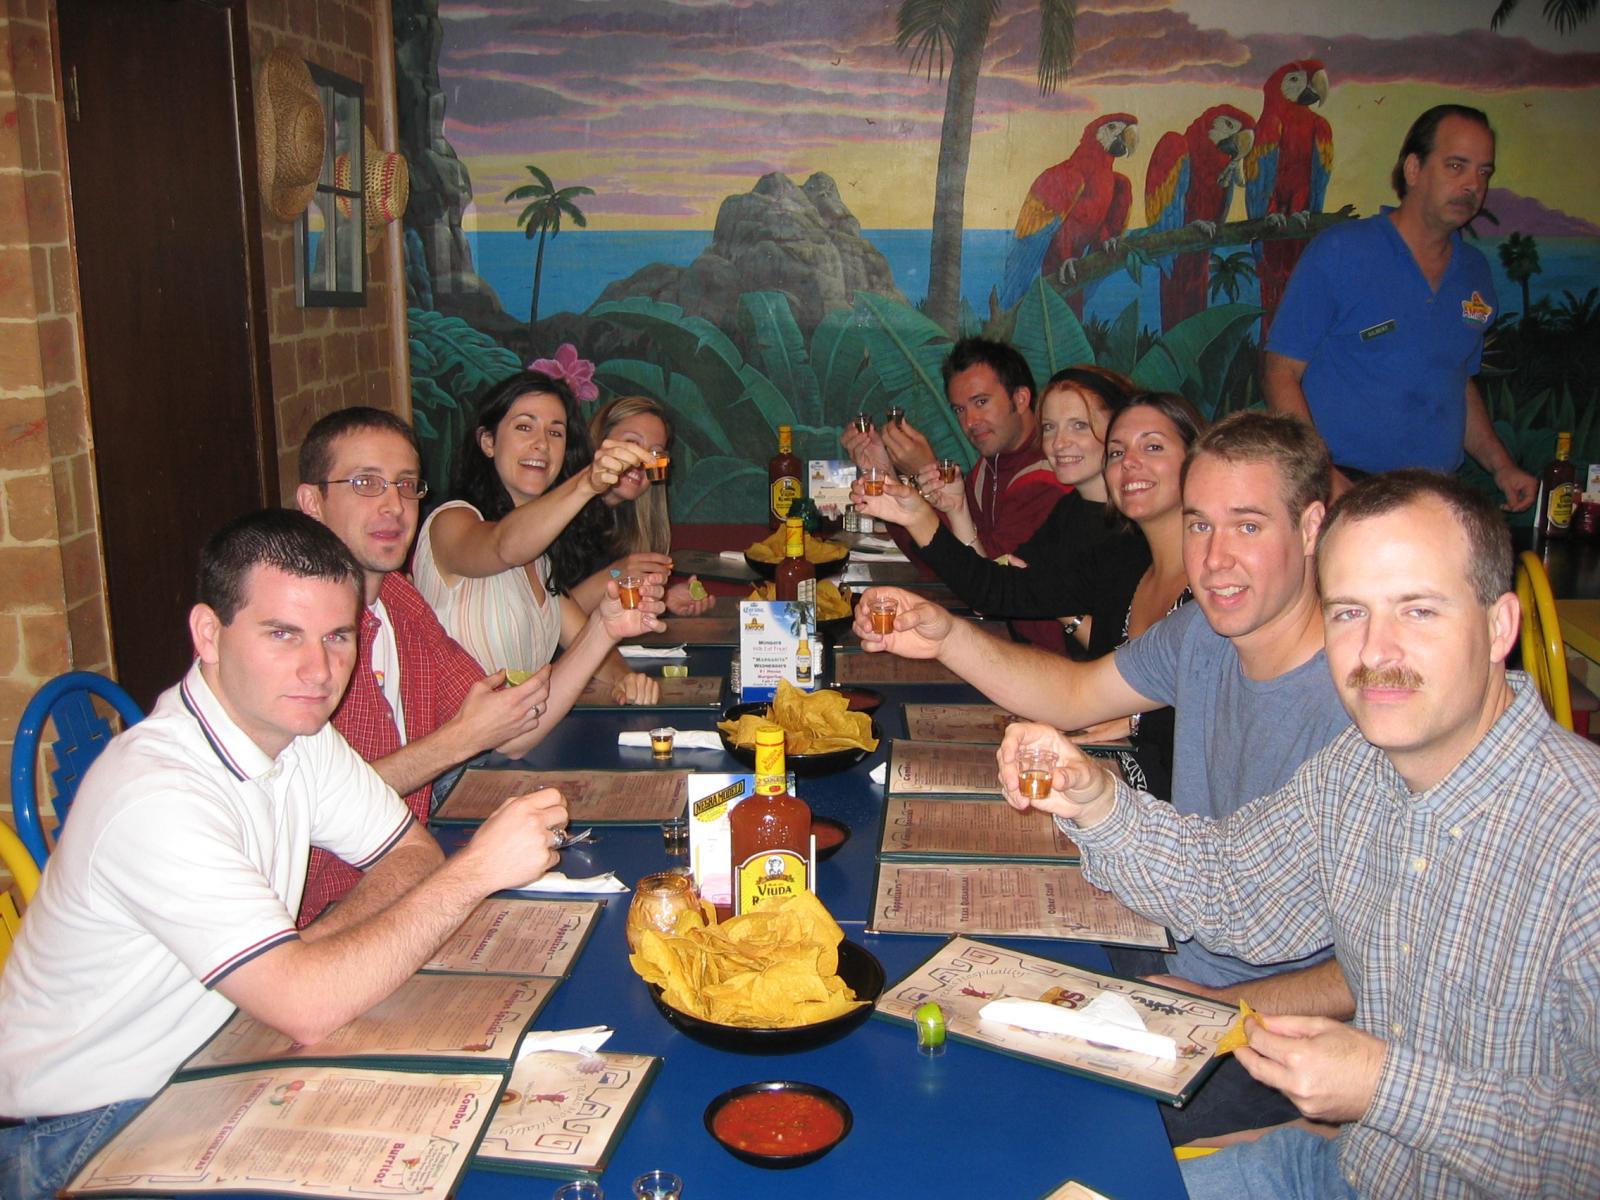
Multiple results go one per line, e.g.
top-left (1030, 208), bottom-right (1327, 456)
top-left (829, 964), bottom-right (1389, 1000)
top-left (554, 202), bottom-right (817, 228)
top-left (713, 1090), bottom-right (845, 1156)
top-left (813, 819), bottom-right (846, 852)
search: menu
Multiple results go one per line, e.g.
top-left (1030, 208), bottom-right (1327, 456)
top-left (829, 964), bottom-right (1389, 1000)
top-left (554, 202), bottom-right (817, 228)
top-left (435, 768), bottom-right (688, 825)
top-left (475, 1050), bottom-right (660, 1179)
top-left (574, 674), bottom-right (723, 708)
top-left (875, 936), bottom-right (1233, 1105)
top-left (867, 861), bottom-right (1170, 948)
top-left (625, 613), bottom-right (738, 645)
top-left (422, 898), bottom-right (602, 977)
top-left (835, 652), bottom-right (963, 686)
top-left (903, 703), bottom-right (1017, 743)
top-left (886, 740), bottom-right (1003, 796)
top-left (880, 796), bottom-right (1079, 862)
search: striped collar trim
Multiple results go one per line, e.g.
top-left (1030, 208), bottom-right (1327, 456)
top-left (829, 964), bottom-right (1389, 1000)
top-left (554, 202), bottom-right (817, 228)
top-left (179, 663), bottom-right (276, 782)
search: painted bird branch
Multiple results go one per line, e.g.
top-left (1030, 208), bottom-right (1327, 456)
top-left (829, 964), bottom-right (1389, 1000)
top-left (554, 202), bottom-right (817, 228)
top-left (1052, 204), bottom-right (1359, 298)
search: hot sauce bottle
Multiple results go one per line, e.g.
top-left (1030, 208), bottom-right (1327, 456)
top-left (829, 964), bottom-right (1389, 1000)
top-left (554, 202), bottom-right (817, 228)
top-left (730, 726), bottom-right (811, 914)
top-left (769, 424), bottom-right (801, 529)
top-left (774, 517), bottom-right (816, 604)
top-left (1536, 430), bottom-right (1576, 541)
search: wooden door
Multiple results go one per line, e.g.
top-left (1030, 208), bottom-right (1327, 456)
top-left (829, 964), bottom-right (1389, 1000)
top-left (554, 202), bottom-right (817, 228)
top-left (57, 0), bottom-right (277, 708)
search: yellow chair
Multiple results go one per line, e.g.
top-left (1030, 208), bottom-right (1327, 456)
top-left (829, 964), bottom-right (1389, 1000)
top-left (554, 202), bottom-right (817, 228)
top-left (0, 821), bottom-right (38, 973)
top-left (1516, 550), bottom-right (1573, 731)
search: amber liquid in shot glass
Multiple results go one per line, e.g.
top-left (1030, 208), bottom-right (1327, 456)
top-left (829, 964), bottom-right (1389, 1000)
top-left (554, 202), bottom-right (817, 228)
top-left (650, 727), bottom-right (675, 758)
top-left (869, 602), bottom-right (897, 635)
top-left (645, 455), bottom-right (670, 482)
top-left (618, 576), bottom-right (643, 609)
top-left (852, 413), bottom-right (873, 434)
top-left (886, 406), bottom-right (906, 426)
top-left (1019, 770), bottom-right (1052, 800)
top-left (863, 470), bottom-right (886, 497)
top-left (940, 459), bottom-right (960, 484)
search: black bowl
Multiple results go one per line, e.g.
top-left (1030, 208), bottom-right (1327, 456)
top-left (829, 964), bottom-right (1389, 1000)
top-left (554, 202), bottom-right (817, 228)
top-left (647, 939), bottom-right (884, 1054)
top-left (812, 815), bottom-right (849, 862)
top-left (718, 700), bottom-right (881, 777)
top-left (744, 546), bottom-right (850, 581)
top-left (705, 1080), bottom-right (853, 1169)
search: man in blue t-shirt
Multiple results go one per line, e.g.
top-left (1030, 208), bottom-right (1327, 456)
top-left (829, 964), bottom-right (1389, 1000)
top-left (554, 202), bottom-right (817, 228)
top-left (856, 411), bottom-right (1354, 1140)
top-left (1263, 104), bottom-right (1535, 511)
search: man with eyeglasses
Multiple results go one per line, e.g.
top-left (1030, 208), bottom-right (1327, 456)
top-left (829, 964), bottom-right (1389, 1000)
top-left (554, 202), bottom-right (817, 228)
top-left (294, 407), bottom-right (656, 924)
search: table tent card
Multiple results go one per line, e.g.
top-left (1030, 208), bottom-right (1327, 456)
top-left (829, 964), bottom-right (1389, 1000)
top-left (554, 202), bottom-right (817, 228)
top-left (436, 768), bottom-right (688, 825)
top-left (738, 599), bottom-right (819, 701)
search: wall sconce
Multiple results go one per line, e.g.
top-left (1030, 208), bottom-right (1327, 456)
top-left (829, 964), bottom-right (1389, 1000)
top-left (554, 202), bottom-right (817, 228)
top-left (296, 64), bottom-right (365, 307)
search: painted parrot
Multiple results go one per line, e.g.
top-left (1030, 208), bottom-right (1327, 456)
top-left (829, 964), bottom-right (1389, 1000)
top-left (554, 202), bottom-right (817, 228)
top-left (1144, 104), bottom-right (1256, 331)
top-left (1244, 60), bottom-right (1333, 333)
top-left (999, 113), bottom-right (1139, 314)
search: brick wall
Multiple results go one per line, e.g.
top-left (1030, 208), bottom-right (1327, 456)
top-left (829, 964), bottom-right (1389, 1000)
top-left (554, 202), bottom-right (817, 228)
top-left (0, 0), bottom-right (401, 877)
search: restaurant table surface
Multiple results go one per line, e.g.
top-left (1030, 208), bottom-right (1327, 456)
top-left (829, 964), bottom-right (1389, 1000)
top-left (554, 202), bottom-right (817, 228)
top-left (438, 638), bottom-right (1191, 1200)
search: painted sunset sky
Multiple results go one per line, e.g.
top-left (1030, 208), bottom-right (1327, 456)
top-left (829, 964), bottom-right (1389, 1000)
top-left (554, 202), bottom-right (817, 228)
top-left (437, 0), bottom-right (1600, 233)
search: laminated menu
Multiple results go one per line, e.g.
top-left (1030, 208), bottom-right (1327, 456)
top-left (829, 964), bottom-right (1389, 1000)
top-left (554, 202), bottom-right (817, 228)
top-left (421, 897), bottom-right (602, 977)
top-left (474, 1050), bottom-right (661, 1179)
top-left (833, 651), bottom-right (964, 685)
top-left (902, 704), bottom-right (1131, 749)
top-left (575, 674), bottom-right (723, 708)
top-left (879, 796), bottom-right (1079, 862)
top-left (885, 740), bottom-right (1004, 796)
top-left (435, 768), bottom-right (688, 825)
top-left (875, 936), bottom-right (1235, 1106)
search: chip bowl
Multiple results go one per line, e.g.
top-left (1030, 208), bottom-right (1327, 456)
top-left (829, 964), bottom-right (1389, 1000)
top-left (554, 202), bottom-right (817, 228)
top-left (646, 938), bottom-right (884, 1054)
top-left (704, 1080), bottom-right (853, 1169)
top-left (718, 700), bottom-right (881, 777)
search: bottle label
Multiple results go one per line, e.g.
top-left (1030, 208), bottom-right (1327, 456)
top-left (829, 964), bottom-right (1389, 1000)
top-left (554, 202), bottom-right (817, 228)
top-left (795, 577), bottom-right (815, 607)
top-left (771, 476), bottom-right (800, 520)
top-left (753, 737), bottom-right (786, 793)
top-left (795, 637), bottom-right (813, 684)
top-left (1551, 483), bottom-right (1576, 529)
top-left (735, 848), bottom-right (808, 913)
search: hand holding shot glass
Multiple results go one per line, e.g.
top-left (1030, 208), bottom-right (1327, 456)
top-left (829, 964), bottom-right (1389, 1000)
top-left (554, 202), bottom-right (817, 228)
top-left (645, 449), bottom-right (670, 482)
top-left (867, 595), bottom-right (898, 635)
top-left (617, 574), bottom-right (644, 609)
top-left (997, 722), bottom-right (1120, 825)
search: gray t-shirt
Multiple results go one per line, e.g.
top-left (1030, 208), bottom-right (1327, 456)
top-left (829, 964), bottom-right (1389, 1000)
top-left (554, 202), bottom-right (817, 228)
top-left (1114, 602), bottom-right (1351, 986)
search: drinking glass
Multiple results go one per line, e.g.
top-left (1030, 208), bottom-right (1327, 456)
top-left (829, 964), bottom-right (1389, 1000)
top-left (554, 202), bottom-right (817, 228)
top-left (617, 574), bottom-right (643, 609)
top-left (626, 871), bottom-right (699, 950)
top-left (1017, 746), bottom-right (1059, 800)
top-left (552, 1182), bottom-right (604, 1200)
top-left (632, 1170), bottom-right (683, 1200)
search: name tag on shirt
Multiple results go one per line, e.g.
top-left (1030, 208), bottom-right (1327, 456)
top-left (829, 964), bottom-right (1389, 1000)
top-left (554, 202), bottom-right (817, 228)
top-left (1359, 319), bottom-right (1397, 342)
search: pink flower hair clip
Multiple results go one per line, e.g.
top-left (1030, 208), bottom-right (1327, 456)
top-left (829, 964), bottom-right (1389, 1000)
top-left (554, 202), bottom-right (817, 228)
top-left (529, 343), bottom-right (599, 404)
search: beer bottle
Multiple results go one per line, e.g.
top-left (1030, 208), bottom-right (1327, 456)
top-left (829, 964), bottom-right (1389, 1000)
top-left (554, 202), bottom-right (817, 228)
top-left (1536, 431), bottom-right (1577, 540)
top-left (768, 424), bottom-right (801, 528)
top-left (774, 517), bottom-right (816, 605)
top-left (730, 726), bottom-right (812, 914)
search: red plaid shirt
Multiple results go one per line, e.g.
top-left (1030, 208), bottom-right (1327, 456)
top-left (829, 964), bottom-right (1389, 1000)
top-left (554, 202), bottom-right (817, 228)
top-left (296, 573), bottom-right (484, 926)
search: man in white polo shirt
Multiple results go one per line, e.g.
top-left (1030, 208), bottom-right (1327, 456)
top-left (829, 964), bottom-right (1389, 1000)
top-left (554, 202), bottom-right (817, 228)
top-left (0, 509), bottom-right (656, 1200)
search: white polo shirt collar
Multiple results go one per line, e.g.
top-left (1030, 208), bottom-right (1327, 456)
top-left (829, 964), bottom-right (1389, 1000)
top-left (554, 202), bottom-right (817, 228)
top-left (177, 661), bottom-right (279, 782)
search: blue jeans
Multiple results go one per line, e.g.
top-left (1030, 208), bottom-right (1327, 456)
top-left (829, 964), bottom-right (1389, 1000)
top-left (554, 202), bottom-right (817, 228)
top-left (0, 1099), bottom-right (147, 1200)
top-left (1180, 1127), bottom-right (1358, 1200)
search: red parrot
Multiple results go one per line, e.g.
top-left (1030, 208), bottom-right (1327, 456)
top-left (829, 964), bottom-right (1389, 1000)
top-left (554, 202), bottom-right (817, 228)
top-left (1144, 104), bottom-right (1256, 331)
top-left (1244, 60), bottom-right (1333, 334)
top-left (999, 114), bottom-right (1139, 314)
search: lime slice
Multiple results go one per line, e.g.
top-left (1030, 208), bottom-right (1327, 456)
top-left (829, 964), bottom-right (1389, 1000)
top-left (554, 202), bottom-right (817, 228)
top-left (915, 1001), bottom-right (946, 1049)
top-left (504, 669), bottom-right (534, 686)
top-left (688, 577), bottom-right (708, 601)
top-left (662, 664), bottom-right (689, 678)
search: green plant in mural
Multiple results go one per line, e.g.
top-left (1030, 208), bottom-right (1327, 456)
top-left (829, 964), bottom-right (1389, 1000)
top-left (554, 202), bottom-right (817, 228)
top-left (1489, 0), bottom-right (1596, 33)
top-left (1497, 232), bottom-right (1542, 324)
top-left (406, 307), bottom-right (521, 503)
top-left (1207, 250), bottom-right (1258, 304)
top-left (896, 0), bottom-right (1079, 335)
top-left (507, 166), bottom-right (594, 333)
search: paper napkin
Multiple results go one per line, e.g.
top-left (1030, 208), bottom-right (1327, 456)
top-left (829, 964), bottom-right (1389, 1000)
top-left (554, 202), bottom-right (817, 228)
top-left (515, 1026), bottom-right (615, 1060)
top-left (619, 643), bottom-right (688, 659)
top-left (869, 762), bottom-right (887, 785)
top-left (618, 730), bottom-right (723, 751)
top-left (510, 870), bottom-right (629, 894)
top-left (978, 993), bottom-right (1179, 1060)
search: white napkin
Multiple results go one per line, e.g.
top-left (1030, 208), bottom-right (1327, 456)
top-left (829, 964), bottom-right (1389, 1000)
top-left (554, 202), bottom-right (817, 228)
top-left (618, 730), bottom-right (723, 751)
top-left (978, 993), bottom-right (1178, 1060)
top-left (851, 536), bottom-right (907, 559)
top-left (869, 762), bottom-right (887, 785)
top-left (719, 550), bottom-right (751, 563)
top-left (515, 1026), bottom-right (615, 1060)
top-left (619, 643), bottom-right (688, 659)
top-left (510, 870), bottom-right (629, 894)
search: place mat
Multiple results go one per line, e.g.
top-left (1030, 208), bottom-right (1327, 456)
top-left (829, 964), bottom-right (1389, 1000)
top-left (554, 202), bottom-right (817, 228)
top-left (435, 769), bottom-right (687, 825)
top-left (880, 796), bottom-right (1079, 862)
top-left (886, 739), bottom-right (1002, 796)
top-left (574, 675), bottom-right (724, 708)
top-left (834, 652), bottom-right (964, 685)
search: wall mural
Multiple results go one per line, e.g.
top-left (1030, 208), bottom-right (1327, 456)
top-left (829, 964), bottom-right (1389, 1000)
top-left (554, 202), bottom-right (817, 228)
top-left (394, 0), bottom-right (1600, 524)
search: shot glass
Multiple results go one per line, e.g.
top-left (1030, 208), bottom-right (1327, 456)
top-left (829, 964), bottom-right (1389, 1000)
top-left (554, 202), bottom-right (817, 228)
top-left (868, 596), bottom-right (898, 635)
top-left (939, 457), bottom-right (960, 484)
top-left (650, 726), bottom-right (675, 760)
top-left (885, 404), bottom-right (906, 427)
top-left (632, 1171), bottom-right (683, 1200)
top-left (862, 467), bottom-right (887, 497)
top-left (552, 1183), bottom-right (604, 1200)
top-left (645, 450), bottom-right (670, 483)
top-left (660, 814), bottom-right (689, 856)
top-left (1017, 746), bottom-right (1059, 801)
top-left (851, 412), bottom-right (873, 434)
top-left (617, 574), bottom-right (643, 609)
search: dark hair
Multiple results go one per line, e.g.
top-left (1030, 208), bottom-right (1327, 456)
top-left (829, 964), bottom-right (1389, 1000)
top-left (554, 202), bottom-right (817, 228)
top-left (451, 370), bottom-right (608, 594)
top-left (196, 508), bottom-right (361, 625)
top-left (941, 337), bottom-right (1037, 402)
top-left (298, 406), bottom-right (420, 487)
top-left (1317, 469), bottom-right (1513, 606)
top-left (1108, 391), bottom-right (1205, 454)
top-left (1185, 410), bottom-right (1331, 521)
top-left (1392, 104), bottom-right (1493, 198)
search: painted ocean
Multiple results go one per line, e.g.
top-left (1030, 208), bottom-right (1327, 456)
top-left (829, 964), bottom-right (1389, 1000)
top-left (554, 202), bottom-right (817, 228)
top-left (464, 228), bottom-right (1600, 334)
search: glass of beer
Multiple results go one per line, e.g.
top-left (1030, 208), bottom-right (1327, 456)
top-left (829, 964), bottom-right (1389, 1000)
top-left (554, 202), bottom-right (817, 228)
top-left (939, 457), bottom-right (960, 484)
top-left (645, 450), bottom-right (670, 483)
top-left (1017, 746), bottom-right (1059, 800)
top-left (862, 467), bottom-right (887, 496)
top-left (868, 596), bottom-right (898, 635)
top-left (617, 574), bottom-right (643, 609)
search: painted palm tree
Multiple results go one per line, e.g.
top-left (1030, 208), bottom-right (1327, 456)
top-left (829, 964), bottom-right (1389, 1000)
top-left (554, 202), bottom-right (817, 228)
top-left (506, 166), bottom-right (594, 331)
top-left (1490, 0), bottom-right (1596, 32)
top-left (897, 0), bottom-right (1077, 335)
top-left (1208, 250), bottom-right (1258, 304)
top-left (1497, 232), bottom-right (1542, 326)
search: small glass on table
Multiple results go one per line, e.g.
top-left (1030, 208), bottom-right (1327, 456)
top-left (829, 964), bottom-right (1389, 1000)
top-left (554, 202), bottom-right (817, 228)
top-left (552, 1182), bottom-right (604, 1200)
top-left (632, 1170), bottom-right (682, 1200)
top-left (650, 726), bottom-right (675, 759)
top-left (1017, 746), bottom-right (1059, 801)
top-left (626, 871), bottom-right (700, 951)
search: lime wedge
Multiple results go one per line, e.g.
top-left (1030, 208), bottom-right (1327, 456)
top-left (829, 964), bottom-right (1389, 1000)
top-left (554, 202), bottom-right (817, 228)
top-left (915, 1001), bottom-right (946, 1049)
top-left (688, 577), bottom-right (708, 601)
top-left (504, 669), bottom-right (534, 686)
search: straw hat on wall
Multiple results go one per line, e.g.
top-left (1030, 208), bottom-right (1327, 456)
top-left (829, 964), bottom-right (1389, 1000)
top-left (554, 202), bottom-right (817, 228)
top-left (334, 128), bottom-right (411, 250)
top-left (255, 48), bottom-right (325, 223)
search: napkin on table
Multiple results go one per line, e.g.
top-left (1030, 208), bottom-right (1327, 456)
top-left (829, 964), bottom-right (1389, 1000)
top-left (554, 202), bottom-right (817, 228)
top-left (619, 643), bottom-right (688, 659)
top-left (978, 993), bottom-right (1179, 1060)
top-left (618, 730), bottom-right (723, 751)
top-left (515, 1026), bottom-right (615, 1060)
top-left (509, 870), bottom-right (629, 894)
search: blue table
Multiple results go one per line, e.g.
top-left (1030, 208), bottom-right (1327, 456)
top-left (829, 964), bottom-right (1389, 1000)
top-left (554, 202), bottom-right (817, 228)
top-left (445, 649), bottom-right (1190, 1200)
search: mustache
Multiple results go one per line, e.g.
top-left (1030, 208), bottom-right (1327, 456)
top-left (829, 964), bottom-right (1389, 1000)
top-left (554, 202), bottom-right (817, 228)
top-left (1347, 665), bottom-right (1424, 691)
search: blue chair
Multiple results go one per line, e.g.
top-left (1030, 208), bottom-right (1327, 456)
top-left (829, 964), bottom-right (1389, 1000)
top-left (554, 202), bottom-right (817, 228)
top-left (10, 671), bottom-right (143, 865)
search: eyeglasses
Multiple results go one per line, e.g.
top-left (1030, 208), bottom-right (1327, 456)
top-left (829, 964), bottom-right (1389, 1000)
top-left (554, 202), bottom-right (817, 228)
top-left (319, 475), bottom-right (429, 500)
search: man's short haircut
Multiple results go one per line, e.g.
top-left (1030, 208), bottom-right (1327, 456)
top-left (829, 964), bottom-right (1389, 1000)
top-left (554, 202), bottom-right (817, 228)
top-left (197, 509), bottom-right (362, 625)
top-left (941, 337), bottom-right (1037, 401)
top-left (1392, 104), bottom-right (1493, 199)
top-left (298, 407), bottom-right (421, 487)
top-left (1184, 410), bottom-right (1331, 521)
top-left (1317, 469), bottom-right (1513, 606)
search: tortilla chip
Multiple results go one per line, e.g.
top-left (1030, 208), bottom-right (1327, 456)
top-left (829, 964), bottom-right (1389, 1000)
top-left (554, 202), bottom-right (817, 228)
top-left (1215, 999), bottom-right (1257, 1056)
top-left (717, 679), bottom-right (878, 756)
top-left (745, 528), bottom-right (849, 565)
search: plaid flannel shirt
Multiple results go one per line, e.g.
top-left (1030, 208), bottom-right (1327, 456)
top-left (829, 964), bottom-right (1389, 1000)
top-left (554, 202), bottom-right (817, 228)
top-left (1070, 674), bottom-right (1600, 1197)
top-left (297, 573), bottom-right (484, 926)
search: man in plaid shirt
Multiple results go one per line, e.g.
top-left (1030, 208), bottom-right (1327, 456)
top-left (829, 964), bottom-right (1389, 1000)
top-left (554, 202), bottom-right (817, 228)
top-left (1000, 470), bottom-right (1599, 1198)
top-left (294, 408), bottom-right (551, 924)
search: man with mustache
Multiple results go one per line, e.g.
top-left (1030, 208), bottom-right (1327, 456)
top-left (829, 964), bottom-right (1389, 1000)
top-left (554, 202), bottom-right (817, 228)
top-left (1263, 105), bottom-right (1535, 511)
top-left (998, 470), bottom-right (1599, 1198)
top-left (855, 411), bottom-right (1354, 1139)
